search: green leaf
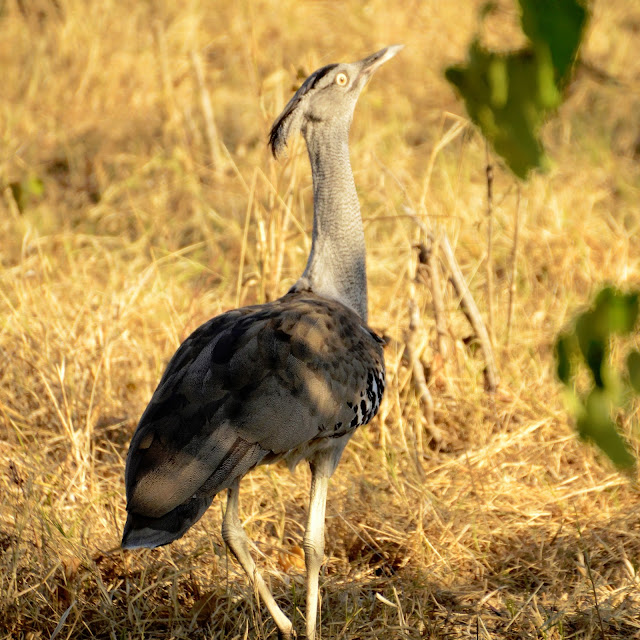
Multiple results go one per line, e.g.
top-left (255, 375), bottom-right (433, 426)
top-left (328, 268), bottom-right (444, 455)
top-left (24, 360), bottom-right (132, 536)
top-left (445, 0), bottom-right (587, 180)
top-left (445, 44), bottom-right (551, 179)
top-left (534, 44), bottom-right (561, 109)
top-left (555, 333), bottom-right (573, 384)
top-left (9, 174), bottom-right (45, 213)
top-left (577, 389), bottom-right (636, 472)
top-left (519, 0), bottom-right (588, 85)
top-left (557, 287), bottom-right (639, 473)
top-left (575, 311), bottom-right (606, 387)
top-left (25, 175), bottom-right (44, 198)
top-left (593, 287), bottom-right (639, 335)
top-left (628, 351), bottom-right (640, 394)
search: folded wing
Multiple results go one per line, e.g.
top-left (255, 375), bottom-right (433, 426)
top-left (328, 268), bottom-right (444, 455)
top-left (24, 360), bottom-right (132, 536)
top-left (122, 291), bottom-right (385, 548)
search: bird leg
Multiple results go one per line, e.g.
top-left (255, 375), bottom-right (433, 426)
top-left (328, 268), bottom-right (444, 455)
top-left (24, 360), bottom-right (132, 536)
top-left (221, 479), bottom-right (295, 640)
top-left (303, 453), bottom-right (332, 640)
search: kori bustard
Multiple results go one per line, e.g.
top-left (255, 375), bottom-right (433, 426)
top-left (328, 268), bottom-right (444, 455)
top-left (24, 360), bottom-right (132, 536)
top-left (122, 44), bottom-right (402, 639)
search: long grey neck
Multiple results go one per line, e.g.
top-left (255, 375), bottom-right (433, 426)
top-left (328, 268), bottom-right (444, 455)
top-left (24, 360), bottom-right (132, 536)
top-left (294, 122), bottom-right (368, 321)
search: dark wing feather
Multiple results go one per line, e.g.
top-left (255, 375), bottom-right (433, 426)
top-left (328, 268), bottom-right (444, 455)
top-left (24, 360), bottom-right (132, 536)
top-left (122, 291), bottom-right (385, 547)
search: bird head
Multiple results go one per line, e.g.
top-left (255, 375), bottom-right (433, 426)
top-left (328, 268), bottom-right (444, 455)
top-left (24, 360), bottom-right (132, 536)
top-left (269, 44), bottom-right (404, 159)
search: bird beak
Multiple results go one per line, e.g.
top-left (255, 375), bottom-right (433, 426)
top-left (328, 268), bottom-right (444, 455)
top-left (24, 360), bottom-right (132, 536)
top-left (358, 44), bottom-right (404, 78)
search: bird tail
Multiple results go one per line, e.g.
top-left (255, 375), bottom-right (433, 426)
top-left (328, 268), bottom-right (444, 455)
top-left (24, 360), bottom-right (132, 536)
top-left (121, 495), bottom-right (213, 549)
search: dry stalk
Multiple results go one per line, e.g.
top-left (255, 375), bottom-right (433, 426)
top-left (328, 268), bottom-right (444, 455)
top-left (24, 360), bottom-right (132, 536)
top-left (418, 115), bottom-right (468, 210)
top-left (410, 214), bottom-right (498, 392)
top-left (506, 183), bottom-right (521, 348)
top-left (439, 232), bottom-right (499, 392)
top-left (153, 21), bottom-right (180, 139)
top-left (235, 170), bottom-right (258, 307)
top-left (271, 167), bottom-right (296, 295)
top-left (404, 297), bottom-right (436, 442)
top-left (403, 225), bottom-right (446, 447)
top-left (585, 550), bottom-right (608, 640)
top-left (485, 143), bottom-right (495, 347)
top-left (575, 516), bottom-right (609, 640)
top-left (191, 49), bottom-right (223, 172)
top-left (418, 237), bottom-right (449, 361)
top-left (404, 218), bottom-right (444, 452)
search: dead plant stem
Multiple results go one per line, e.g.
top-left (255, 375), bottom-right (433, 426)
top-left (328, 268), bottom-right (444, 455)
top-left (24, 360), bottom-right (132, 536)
top-left (485, 143), bottom-right (495, 347)
top-left (506, 183), bottom-right (521, 348)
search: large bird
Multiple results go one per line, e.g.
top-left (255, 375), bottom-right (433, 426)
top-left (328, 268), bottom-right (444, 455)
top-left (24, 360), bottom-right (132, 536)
top-left (122, 44), bottom-right (402, 639)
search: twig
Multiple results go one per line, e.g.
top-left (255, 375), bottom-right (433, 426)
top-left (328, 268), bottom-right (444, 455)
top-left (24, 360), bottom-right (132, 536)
top-left (584, 549), bottom-right (607, 640)
top-left (574, 513), bottom-right (608, 640)
top-left (418, 238), bottom-right (449, 360)
top-left (503, 583), bottom-right (543, 631)
top-left (485, 143), bottom-right (495, 347)
top-left (506, 183), bottom-right (521, 348)
top-left (191, 49), bottom-right (222, 172)
top-left (440, 233), bottom-right (499, 392)
top-left (404, 241), bottom-right (443, 446)
top-left (405, 299), bottom-right (436, 434)
top-left (419, 116), bottom-right (468, 211)
top-left (408, 213), bottom-right (498, 392)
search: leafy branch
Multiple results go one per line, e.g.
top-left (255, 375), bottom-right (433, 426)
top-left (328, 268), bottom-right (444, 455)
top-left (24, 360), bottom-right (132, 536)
top-left (556, 289), bottom-right (638, 473)
top-left (445, 0), bottom-right (587, 179)
top-left (445, 0), bottom-right (639, 472)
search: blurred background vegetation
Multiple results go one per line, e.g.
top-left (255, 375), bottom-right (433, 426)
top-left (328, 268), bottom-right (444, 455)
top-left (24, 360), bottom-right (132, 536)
top-left (446, 0), bottom-right (639, 474)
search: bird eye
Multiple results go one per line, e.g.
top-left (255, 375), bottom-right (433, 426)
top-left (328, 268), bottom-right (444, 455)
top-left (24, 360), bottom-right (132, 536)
top-left (335, 72), bottom-right (349, 86)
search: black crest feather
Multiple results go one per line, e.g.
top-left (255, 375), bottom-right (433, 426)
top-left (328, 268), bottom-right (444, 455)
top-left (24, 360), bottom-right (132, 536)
top-left (268, 64), bottom-right (338, 158)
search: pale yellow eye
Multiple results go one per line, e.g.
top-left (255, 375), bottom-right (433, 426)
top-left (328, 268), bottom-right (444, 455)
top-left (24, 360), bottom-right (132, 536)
top-left (335, 72), bottom-right (348, 86)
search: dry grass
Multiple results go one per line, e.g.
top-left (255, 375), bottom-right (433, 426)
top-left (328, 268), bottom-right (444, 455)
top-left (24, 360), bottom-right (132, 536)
top-left (2, 0), bottom-right (640, 638)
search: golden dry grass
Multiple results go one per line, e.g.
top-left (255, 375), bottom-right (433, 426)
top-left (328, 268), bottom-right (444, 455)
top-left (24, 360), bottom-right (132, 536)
top-left (1, 0), bottom-right (640, 638)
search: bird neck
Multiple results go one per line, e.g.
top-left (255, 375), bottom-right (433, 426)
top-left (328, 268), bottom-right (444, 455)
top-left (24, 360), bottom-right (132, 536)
top-left (296, 123), bottom-right (368, 321)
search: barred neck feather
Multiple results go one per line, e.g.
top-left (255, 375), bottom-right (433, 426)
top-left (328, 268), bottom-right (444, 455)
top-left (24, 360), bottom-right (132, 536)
top-left (294, 122), bottom-right (368, 322)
